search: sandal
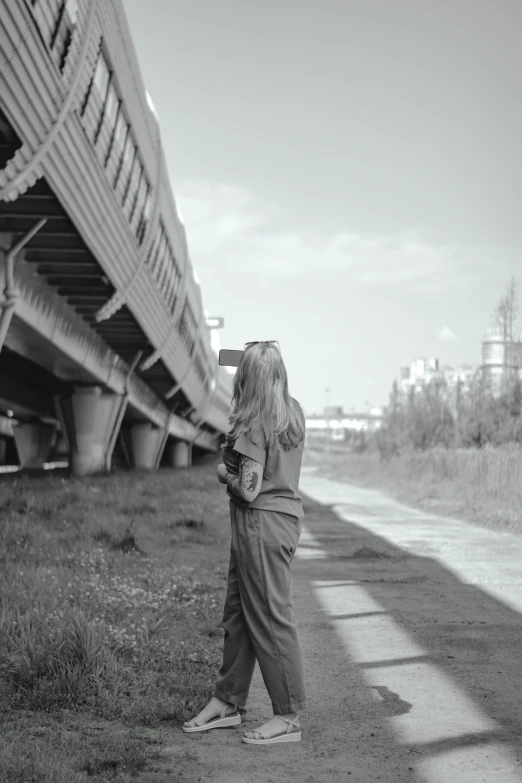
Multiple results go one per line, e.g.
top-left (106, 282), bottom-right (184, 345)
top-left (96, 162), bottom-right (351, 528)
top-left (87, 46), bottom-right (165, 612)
top-left (242, 714), bottom-right (302, 745)
top-left (183, 697), bottom-right (241, 733)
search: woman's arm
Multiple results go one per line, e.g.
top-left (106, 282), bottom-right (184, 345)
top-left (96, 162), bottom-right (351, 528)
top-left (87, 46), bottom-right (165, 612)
top-left (225, 455), bottom-right (263, 502)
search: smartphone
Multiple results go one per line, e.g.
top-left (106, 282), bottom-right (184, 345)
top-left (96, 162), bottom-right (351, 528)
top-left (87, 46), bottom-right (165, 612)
top-left (219, 349), bottom-right (243, 367)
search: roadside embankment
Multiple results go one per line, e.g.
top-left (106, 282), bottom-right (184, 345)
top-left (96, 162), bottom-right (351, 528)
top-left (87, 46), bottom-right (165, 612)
top-left (301, 443), bottom-right (522, 535)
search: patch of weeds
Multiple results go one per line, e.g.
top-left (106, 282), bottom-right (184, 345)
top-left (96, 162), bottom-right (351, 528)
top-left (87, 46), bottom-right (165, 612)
top-left (171, 518), bottom-right (206, 531)
top-left (92, 522), bottom-right (145, 556)
top-left (0, 494), bottom-right (33, 516)
top-left (91, 529), bottom-right (113, 547)
top-left (119, 502), bottom-right (158, 516)
top-left (2, 610), bottom-right (125, 711)
top-left (203, 621), bottom-right (222, 638)
top-left (80, 734), bottom-right (152, 779)
top-left (0, 483), bottom-right (89, 531)
top-left (0, 734), bottom-right (85, 783)
top-left (0, 719), bottom-right (161, 783)
top-left (138, 486), bottom-right (157, 499)
top-left (112, 529), bottom-right (144, 555)
top-left (0, 532), bottom-right (32, 563)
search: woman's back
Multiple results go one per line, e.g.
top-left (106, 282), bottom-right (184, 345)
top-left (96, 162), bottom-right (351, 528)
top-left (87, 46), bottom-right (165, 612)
top-left (223, 398), bottom-right (306, 519)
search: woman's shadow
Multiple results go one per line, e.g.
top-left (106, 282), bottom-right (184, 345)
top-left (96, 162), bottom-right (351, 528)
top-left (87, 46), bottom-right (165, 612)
top-left (295, 492), bottom-right (522, 765)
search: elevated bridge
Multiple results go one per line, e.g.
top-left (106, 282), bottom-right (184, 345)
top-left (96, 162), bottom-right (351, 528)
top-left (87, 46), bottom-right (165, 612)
top-left (0, 0), bottom-right (233, 475)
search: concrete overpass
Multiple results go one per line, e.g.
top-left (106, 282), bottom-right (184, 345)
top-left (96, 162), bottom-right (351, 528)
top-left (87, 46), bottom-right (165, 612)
top-left (0, 0), bottom-right (233, 475)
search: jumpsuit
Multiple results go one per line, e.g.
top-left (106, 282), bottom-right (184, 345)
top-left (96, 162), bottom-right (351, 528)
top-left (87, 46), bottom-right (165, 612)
top-left (214, 498), bottom-right (307, 715)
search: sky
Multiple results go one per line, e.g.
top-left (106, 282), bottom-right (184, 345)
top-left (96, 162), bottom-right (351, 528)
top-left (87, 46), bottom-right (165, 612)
top-left (124, 0), bottom-right (521, 414)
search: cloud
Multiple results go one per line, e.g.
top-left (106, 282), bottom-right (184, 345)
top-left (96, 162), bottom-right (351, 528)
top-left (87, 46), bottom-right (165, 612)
top-left (176, 180), bottom-right (512, 294)
top-left (437, 326), bottom-right (460, 342)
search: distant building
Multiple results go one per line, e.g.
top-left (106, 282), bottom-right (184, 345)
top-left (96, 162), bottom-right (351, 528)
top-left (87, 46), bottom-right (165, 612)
top-left (482, 327), bottom-right (522, 392)
top-left (395, 320), bottom-right (522, 404)
top-left (323, 405), bottom-right (344, 419)
top-left (398, 356), bottom-right (479, 398)
top-left (305, 405), bottom-right (384, 444)
top-left (399, 356), bottom-right (444, 394)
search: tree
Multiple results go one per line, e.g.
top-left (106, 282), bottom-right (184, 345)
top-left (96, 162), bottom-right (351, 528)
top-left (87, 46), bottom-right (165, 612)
top-left (494, 276), bottom-right (518, 387)
top-left (389, 380), bottom-right (400, 414)
top-left (495, 276), bottom-right (517, 339)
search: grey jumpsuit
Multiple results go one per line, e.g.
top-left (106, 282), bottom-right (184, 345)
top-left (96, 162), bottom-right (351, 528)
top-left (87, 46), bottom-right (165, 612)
top-left (214, 419), bottom-right (307, 714)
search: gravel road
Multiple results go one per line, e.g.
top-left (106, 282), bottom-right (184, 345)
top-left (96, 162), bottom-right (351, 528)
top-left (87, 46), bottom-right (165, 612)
top-left (160, 465), bottom-right (522, 783)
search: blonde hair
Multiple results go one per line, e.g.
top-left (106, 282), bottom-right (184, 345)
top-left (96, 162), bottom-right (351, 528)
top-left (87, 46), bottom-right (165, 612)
top-left (223, 342), bottom-right (305, 453)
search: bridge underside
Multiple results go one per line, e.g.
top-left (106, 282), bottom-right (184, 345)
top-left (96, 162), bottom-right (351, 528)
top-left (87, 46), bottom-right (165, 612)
top-left (1, 177), bottom-right (194, 410)
top-left (0, 119), bottom-right (221, 474)
top-left (0, 334), bottom-right (218, 474)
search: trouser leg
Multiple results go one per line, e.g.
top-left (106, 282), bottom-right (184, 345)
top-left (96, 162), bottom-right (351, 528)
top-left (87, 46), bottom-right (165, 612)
top-left (214, 549), bottom-right (256, 708)
top-left (234, 506), bottom-right (307, 715)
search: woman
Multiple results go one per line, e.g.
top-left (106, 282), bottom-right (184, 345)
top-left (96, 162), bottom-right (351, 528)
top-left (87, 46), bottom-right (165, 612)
top-left (183, 340), bottom-right (307, 745)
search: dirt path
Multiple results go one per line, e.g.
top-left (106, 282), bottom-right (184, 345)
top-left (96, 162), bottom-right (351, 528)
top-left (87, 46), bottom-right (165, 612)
top-left (148, 467), bottom-right (522, 782)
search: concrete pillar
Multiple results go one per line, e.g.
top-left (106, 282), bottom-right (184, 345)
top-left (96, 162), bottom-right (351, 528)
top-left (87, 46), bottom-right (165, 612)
top-left (13, 422), bottom-right (55, 469)
top-left (57, 386), bottom-right (126, 477)
top-left (127, 422), bottom-right (166, 470)
top-left (0, 436), bottom-right (8, 464)
top-left (53, 434), bottom-right (68, 457)
top-left (168, 439), bottom-right (192, 468)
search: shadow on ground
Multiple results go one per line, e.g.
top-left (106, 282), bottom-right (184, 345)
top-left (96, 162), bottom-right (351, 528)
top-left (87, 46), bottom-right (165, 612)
top-left (154, 485), bottom-right (521, 782)
top-left (291, 492), bottom-right (522, 779)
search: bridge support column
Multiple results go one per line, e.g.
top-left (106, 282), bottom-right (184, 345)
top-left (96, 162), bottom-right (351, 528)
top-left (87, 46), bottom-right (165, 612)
top-left (13, 422), bottom-right (55, 470)
top-left (168, 440), bottom-right (192, 467)
top-left (57, 387), bottom-right (127, 477)
top-left (53, 434), bottom-right (68, 459)
top-left (127, 422), bottom-right (166, 470)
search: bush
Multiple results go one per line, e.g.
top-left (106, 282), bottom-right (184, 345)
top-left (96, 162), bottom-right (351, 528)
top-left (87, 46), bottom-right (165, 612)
top-left (379, 373), bottom-right (522, 455)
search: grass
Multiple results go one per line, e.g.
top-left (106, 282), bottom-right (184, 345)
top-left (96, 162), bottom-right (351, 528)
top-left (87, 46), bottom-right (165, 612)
top-left (6, 441), bottom-right (518, 779)
top-left (302, 443), bottom-right (522, 534)
top-left (1, 713), bottom-right (161, 783)
top-left (0, 457), bottom-right (232, 781)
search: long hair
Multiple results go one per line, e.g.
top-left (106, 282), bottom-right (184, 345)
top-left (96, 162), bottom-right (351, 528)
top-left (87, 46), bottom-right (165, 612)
top-left (222, 342), bottom-right (305, 453)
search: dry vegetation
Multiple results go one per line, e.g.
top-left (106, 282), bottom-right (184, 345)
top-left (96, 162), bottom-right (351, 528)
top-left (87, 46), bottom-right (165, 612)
top-left (303, 443), bottom-right (522, 534)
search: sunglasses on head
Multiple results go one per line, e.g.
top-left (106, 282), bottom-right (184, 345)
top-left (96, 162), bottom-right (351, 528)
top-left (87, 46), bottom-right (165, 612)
top-left (244, 341), bottom-right (280, 351)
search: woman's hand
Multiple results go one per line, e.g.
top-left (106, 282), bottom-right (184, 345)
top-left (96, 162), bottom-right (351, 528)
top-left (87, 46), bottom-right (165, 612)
top-left (217, 463), bottom-right (228, 484)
